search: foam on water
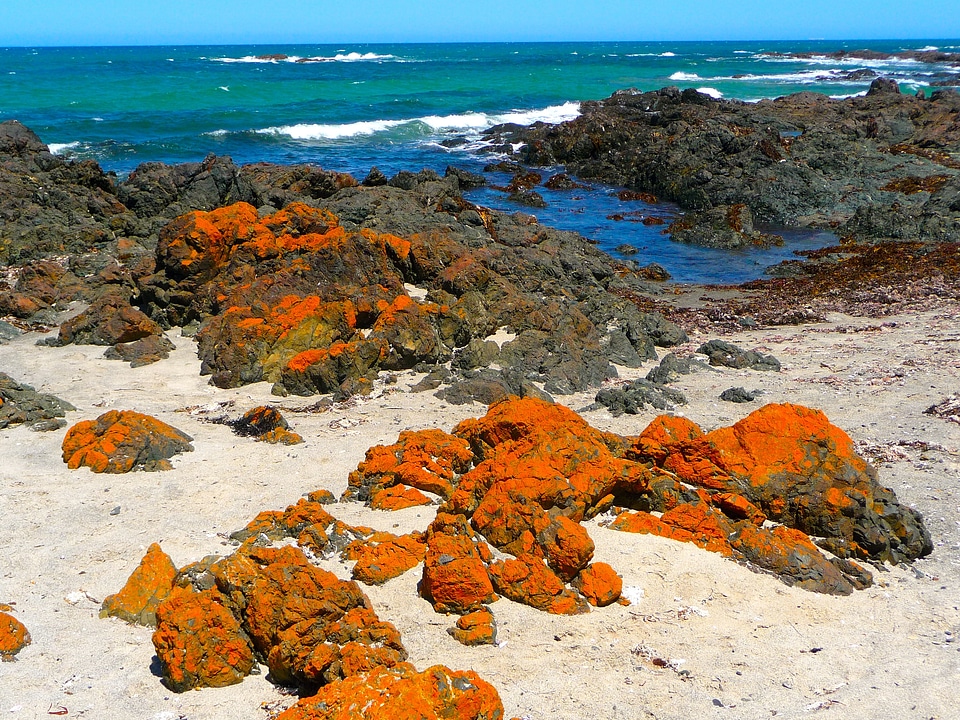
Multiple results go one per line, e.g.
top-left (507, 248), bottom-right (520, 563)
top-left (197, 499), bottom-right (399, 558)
top-left (258, 119), bottom-right (407, 140)
top-left (214, 52), bottom-right (396, 64)
top-left (48, 141), bottom-right (80, 155)
top-left (669, 71), bottom-right (702, 81)
top-left (696, 87), bottom-right (723, 98)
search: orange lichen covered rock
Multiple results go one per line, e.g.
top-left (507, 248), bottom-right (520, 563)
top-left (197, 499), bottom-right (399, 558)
top-left (369, 484), bottom-right (433, 510)
top-left (0, 611), bottom-right (31, 660)
top-left (487, 554), bottom-right (588, 615)
top-left (61, 410), bottom-right (193, 473)
top-left (421, 514), bottom-right (496, 614)
top-left (152, 585), bottom-right (255, 691)
top-left (572, 563), bottom-right (623, 607)
top-left (348, 532), bottom-right (426, 585)
top-left (229, 498), bottom-right (335, 548)
top-left (344, 428), bottom-right (474, 504)
top-left (275, 663), bottom-right (505, 720)
top-left (447, 608), bottom-right (498, 647)
top-left (100, 542), bottom-right (178, 626)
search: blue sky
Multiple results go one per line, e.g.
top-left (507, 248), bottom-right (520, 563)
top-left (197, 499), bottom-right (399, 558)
top-left (1, 0), bottom-right (957, 45)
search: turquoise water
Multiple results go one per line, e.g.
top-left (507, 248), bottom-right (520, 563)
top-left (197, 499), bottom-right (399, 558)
top-left (1, 40), bottom-right (957, 281)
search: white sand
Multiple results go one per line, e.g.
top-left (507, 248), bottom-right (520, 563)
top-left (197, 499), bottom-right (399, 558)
top-left (1, 302), bottom-right (958, 719)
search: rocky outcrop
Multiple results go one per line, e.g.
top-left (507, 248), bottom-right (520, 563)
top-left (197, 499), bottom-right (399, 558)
top-left (0, 372), bottom-right (75, 431)
top-left (100, 543), bottom-right (178, 626)
top-left (228, 406), bottom-right (303, 445)
top-left (274, 663), bottom-right (504, 720)
top-left (502, 85), bottom-right (960, 243)
top-left (697, 339), bottom-right (781, 371)
top-left (345, 397), bottom-right (930, 602)
top-left (0, 609), bottom-right (31, 660)
top-left (61, 410), bottom-right (193, 472)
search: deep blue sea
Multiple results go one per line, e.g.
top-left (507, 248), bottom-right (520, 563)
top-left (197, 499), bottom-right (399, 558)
top-left (2, 40), bottom-right (958, 282)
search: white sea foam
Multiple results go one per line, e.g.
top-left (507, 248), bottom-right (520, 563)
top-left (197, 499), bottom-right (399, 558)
top-left (828, 91), bottom-right (868, 99)
top-left (204, 129), bottom-right (231, 137)
top-left (759, 53), bottom-right (925, 69)
top-left (214, 52), bottom-right (395, 64)
top-left (660, 51), bottom-right (676, 57)
top-left (258, 119), bottom-right (407, 140)
top-left (669, 71), bottom-right (701, 81)
top-left (696, 87), bottom-right (723, 99)
top-left (734, 50), bottom-right (751, 54)
top-left (916, 45), bottom-right (939, 52)
top-left (255, 103), bottom-right (581, 143)
top-left (219, 86), bottom-right (230, 92)
top-left (48, 142), bottom-right (80, 155)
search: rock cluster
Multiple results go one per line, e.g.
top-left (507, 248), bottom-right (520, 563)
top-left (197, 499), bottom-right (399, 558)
top-left (0, 372), bottom-right (75, 431)
top-left (502, 84), bottom-right (960, 244)
top-left (346, 397), bottom-right (930, 602)
top-left (61, 410), bottom-right (193, 472)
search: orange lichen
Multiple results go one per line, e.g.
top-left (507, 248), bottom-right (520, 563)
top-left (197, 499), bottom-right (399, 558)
top-left (100, 543), bottom-right (178, 626)
top-left (447, 608), bottom-right (497, 647)
top-left (0, 611), bottom-right (31, 660)
top-left (572, 562), bottom-right (623, 607)
top-left (61, 410), bottom-right (193, 473)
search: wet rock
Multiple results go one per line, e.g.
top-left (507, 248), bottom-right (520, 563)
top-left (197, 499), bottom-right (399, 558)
top-left (670, 205), bottom-right (784, 249)
top-left (152, 585), bottom-right (255, 691)
top-left (100, 543), bottom-right (178, 626)
top-left (507, 189), bottom-right (547, 208)
top-left (61, 410), bottom-right (193, 473)
top-left (0, 372), bottom-right (75, 430)
top-left (544, 173), bottom-right (590, 190)
top-left (444, 165), bottom-right (486, 189)
top-left (697, 339), bottom-right (781, 371)
top-left (447, 608), bottom-right (497, 646)
top-left (274, 663), bottom-right (504, 720)
top-left (720, 387), bottom-right (758, 403)
top-left (594, 379), bottom-right (687, 415)
top-left (0, 610), bottom-right (31, 660)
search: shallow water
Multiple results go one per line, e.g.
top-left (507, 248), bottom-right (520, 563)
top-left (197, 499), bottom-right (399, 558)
top-left (3, 39), bottom-right (955, 281)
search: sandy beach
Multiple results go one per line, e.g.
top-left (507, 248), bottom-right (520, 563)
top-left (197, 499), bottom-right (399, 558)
top-left (1, 295), bottom-right (958, 720)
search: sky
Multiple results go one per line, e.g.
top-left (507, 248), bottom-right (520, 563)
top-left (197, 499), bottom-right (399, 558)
top-left (0, 0), bottom-right (958, 46)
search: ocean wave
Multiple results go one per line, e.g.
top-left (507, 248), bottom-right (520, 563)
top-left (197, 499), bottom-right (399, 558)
top-left (48, 141), bottom-right (80, 155)
top-left (214, 52), bottom-right (397, 64)
top-left (669, 71), bottom-right (702, 81)
top-left (660, 52), bottom-right (676, 57)
top-left (758, 53), bottom-right (925, 69)
top-left (696, 87), bottom-right (723, 99)
top-left (255, 103), bottom-right (582, 142)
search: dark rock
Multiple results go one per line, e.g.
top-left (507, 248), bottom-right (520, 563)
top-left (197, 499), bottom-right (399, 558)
top-left (645, 352), bottom-right (698, 384)
top-left (720, 386), bottom-right (758, 403)
top-left (594, 379), bottom-right (687, 415)
top-left (615, 244), bottom-right (639, 255)
top-left (444, 166), bottom-right (486, 189)
top-left (507, 189), bottom-right (548, 208)
top-left (0, 372), bottom-right (76, 430)
top-left (638, 262), bottom-right (671, 281)
top-left (103, 334), bottom-right (175, 367)
top-left (698, 339), bottom-right (781, 371)
top-left (670, 205), bottom-right (783, 249)
top-left (362, 166), bottom-right (388, 187)
top-left (867, 77), bottom-right (901, 95)
top-left (51, 291), bottom-right (164, 347)
top-left (544, 173), bottom-right (589, 190)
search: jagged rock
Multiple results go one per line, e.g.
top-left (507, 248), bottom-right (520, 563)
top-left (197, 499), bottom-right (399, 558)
top-left (61, 410), bottom-right (193, 472)
top-left (444, 165), bottom-right (487, 189)
top-left (152, 585), bottom-right (255, 691)
top-left (669, 204), bottom-right (783, 249)
top-left (229, 498), bottom-right (335, 550)
top-left (447, 608), bottom-right (497, 646)
top-left (720, 387), bottom-right (758, 403)
top-left (594, 379), bottom-right (687, 415)
top-left (697, 339), bottom-right (781, 371)
top-left (274, 663), bottom-right (504, 720)
top-left (420, 514), bottom-right (496, 614)
top-left (0, 610), bottom-right (31, 660)
top-left (0, 372), bottom-right (75, 430)
top-left (100, 543), bottom-right (178, 626)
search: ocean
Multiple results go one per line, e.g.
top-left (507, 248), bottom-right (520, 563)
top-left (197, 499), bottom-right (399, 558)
top-left (2, 39), bottom-right (958, 282)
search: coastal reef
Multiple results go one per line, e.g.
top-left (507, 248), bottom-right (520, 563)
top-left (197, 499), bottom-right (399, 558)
top-left (494, 80), bottom-right (960, 246)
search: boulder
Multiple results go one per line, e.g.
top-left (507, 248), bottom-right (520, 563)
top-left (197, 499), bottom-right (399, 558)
top-left (345, 532), bottom-right (426, 585)
top-left (0, 610), bottom-right (31, 660)
top-left (61, 410), bottom-right (193, 473)
top-left (447, 608), bottom-right (497, 647)
top-left (228, 405), bottom-right (303, 444)
top-left (697, 339), bottom-right (781, 371)
top-left (572, 562), bottom-right (623, 607)
top-left (420, 514), bottom-right (496, 614)
top-left (103, 333), bottom-right (176, 367)
top-left (51, 291), bottom-right (164, 347)
top-left (100, 543), bottom-right (178, 626)
top-left (152, 585), bottom-right (255, 691)
top-left (274, 663), bottom-right (504, 720)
